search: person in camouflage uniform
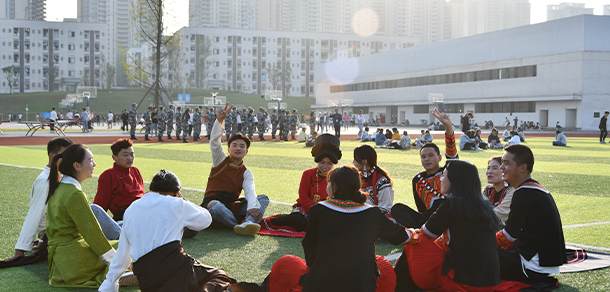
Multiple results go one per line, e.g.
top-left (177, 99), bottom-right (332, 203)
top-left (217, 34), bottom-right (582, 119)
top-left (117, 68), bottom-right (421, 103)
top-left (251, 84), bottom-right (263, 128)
top-left (270, 109), bottom-right (278, 139)
top-left (166, 104), bottom-right (174, 139)
top-left (144, 106), bottom-right (152, 141)
top-left (241, 108), bottom-right (248, 135)
top-left (129, 103), bottom-right (138, 140)
top-left (193, 107), bottom-right (202, 141)
top-left (247, 108), bottom-right (256, 140)
top-left (207, 107), bottom-right (216, 140)
top-left (282, 110), bottom-right (290, 141)
top-left (175, 106), bottom-right (183, 140)
top-left (226, 107), bottom-right (237, 140)
top-left (309, 111), bottom-right (317, 134)
top-left (157, 105), bottom-right (166, 142)
top-left (182, 108), bottom-right (191, 143)
top-left (257, 107), bottom-right (266, 140)
top-left (290, 109), bottom-right (298, 140)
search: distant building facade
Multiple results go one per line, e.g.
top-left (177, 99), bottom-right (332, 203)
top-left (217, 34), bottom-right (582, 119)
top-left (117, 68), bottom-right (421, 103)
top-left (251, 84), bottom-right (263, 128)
top-left (547, 2), bottom-right (594, 21)
top-left (174, 27), bottom-right (419, 97)
top-left (0, 19), bottom-right (108, 93)
top-left (0, 0), bottom-right (45, 20)
top-left (315, 15), bottom-right (610, 131)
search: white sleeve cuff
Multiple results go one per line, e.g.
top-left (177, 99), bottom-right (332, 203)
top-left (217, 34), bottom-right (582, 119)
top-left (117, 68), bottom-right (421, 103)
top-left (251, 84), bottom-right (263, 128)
top-left (100, 248), bottom-right (116, 266)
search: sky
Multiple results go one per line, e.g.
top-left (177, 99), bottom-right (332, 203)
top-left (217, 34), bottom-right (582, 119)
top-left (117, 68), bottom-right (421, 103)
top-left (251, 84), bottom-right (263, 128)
top-left (47, 0), bottom-right (609, 34)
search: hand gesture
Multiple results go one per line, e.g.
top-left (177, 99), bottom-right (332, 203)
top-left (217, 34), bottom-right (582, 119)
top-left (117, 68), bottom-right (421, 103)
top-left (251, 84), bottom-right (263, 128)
top-left (216, 103), bottom-right (233, 124)
top-left (432, 108), bottom-right (454, 136)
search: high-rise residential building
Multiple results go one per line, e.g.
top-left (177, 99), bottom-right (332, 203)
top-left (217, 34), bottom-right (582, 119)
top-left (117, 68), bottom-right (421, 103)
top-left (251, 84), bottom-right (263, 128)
top-left (547, 3), bottom-right (593, 21)
top-left (0, 19), bottom-right (108, 93)
top-left (189, 0), bottom-right (256, 29)
top-left (444, 0), bottom-right (529, 41)
top-left (603, 4), bottom-right (610, 16)
top-left (1, 0), bottom-right (45, 20)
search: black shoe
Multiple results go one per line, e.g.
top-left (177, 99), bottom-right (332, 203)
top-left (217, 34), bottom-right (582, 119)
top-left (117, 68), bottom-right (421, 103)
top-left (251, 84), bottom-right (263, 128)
top-left (145, 135), bottom-right (151, 141)
top-left (272, 135), bottom-right (276, 139)
top-left (167, 136), bottom-right (173, 140)
top-left (260, 137), bottom-right (266, 141)
top-left (158, 137), bottom-right (164, 142)
top-left (183, 139), bottom-right (189, 143)
top-left (130, 135), bottom-right (138, 140)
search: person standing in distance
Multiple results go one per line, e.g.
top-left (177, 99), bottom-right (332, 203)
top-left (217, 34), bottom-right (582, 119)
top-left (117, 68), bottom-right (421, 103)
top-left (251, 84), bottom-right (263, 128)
top-left (129, 103), bottom-right (138, 140)
top-left (600, 111), bottom-right (608, 144)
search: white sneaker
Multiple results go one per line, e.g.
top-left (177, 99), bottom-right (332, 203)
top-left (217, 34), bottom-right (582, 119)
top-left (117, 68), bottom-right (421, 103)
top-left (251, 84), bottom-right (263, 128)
top-left (234, 220), bottom-right (260, 236)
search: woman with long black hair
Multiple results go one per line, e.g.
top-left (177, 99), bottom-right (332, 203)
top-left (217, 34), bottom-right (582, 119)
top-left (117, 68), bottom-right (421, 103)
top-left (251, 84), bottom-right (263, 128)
top-left (394, 160), bottom-right (505, 292)
top-left (46, 144), bottom-right (119, 288)
top-left (353, 144), bottom-right (394, 217)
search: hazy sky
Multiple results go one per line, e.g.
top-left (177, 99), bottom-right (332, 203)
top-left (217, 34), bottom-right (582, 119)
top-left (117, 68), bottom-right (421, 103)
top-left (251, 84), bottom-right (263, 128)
top-left (47, 0), bottom-right (609, 34)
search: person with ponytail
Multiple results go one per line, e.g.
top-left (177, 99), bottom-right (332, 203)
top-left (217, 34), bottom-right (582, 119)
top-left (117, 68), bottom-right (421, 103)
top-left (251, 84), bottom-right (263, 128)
top-left (45, 144), bottom-right (119, 288)
top-left (353, 144), bottom-right (394, 217)
top-left (266, 134), bottom-right (341, 232)
top-left (100, 170), bottom-right (236, 292)
top-left (394, 160), bottom-right (508, 292)
top-left (265, 165), bottom-right (419, 292)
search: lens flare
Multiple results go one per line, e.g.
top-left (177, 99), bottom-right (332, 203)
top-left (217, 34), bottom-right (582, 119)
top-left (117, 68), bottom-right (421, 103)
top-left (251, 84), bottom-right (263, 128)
top-left (351, 8), bottom-right (379, 37)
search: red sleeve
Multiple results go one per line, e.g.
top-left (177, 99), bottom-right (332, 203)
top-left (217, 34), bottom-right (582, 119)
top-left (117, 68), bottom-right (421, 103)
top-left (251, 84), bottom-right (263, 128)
top-left (445, 133), bottom-right (457, 157)
top-left (93, 170), bottom-right (114, 211)
top-left (297, 169), bottom-right (316, 213)
top-left (132, 166), bottom-right (145, 192)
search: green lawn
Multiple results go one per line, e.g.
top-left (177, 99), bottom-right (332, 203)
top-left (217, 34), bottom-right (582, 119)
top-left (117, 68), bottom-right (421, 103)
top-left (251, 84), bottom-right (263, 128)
top-left (0, 137), bottom-right (609, 291)
top-left (0, 88), bottom-right (316, 119)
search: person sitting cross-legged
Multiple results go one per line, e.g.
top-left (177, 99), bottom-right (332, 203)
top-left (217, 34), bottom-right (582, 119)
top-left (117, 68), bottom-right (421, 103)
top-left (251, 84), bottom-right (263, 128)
top-left (99, 170), bottom-right (236, 292)
top-left (199, 103), bottom-right (269, 236)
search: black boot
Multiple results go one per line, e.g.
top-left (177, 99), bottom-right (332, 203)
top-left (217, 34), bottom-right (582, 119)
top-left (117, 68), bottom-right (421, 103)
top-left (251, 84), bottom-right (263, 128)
top-left (130, 135), bottom-right (138, 140)
top-left (183, 137), bottom-right (189, 143)
top-left (158, 136), bottom-right (164, 142)
top-left (145, 134), bottom-right (151, 141)
top-left (272, 135), bottom-right (276, 139)
top-left (167, 135), bottom-right (173, 140)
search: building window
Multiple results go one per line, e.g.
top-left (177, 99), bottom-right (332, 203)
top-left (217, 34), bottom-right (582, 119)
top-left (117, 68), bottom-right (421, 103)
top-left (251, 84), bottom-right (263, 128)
top-left (414, 105), bottom-right (429, 114)
top-left (68, 43), bottom-right (75, 50)
top-left (68, 30), bottom-right (75, 37)
top-left (68, 56), bottom-right (75, 63)
top-left (475, 102), bottom-right (535, 113)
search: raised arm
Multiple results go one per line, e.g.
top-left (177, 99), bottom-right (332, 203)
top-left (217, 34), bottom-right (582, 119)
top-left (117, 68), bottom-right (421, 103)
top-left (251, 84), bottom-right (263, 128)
top-left (210, 103), bottom-right (233, 167)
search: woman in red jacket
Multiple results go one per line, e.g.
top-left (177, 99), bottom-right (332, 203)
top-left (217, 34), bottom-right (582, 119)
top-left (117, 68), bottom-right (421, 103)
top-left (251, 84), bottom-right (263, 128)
top-left (268, 134), bottom-right (341, 231)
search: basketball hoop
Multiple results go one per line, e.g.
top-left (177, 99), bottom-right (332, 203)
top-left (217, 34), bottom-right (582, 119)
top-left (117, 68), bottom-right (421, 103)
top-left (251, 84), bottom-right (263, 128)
top-left (428, 93), bottom-right (445, 112)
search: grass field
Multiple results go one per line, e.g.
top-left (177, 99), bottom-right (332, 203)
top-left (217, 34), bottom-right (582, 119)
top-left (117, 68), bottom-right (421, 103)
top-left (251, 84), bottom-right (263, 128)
top-left (0, 137), bottom-right (609, 291)
top-left (0, 88), bottom-right (316, 119)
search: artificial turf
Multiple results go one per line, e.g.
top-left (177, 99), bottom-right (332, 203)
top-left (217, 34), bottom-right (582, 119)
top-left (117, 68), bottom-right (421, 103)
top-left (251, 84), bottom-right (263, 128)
top-left (0, 137), bottom-right (609, 291)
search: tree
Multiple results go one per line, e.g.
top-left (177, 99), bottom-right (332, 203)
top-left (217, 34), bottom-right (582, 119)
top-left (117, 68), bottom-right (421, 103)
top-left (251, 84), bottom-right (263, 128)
top-left (266, 63), bottom-right (281, 91)
top-left (195, 35), bottom-right (211, 89)
top-left (127, 0), bottom-right (175, 108)
top-left (105, 62), bottom-right (115, 89)
top-left (282, 64), bottom-right (293, 97)
top-left (165, 34), bottom-right (185, 95)
top-left (2, 65), bottom-right (19, 94)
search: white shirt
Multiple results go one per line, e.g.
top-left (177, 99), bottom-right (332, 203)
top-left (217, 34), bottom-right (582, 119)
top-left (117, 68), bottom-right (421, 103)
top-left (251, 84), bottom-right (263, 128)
top-left (66, 112), bottom-right (73, 119)
top-left (99, 192), bottom-right (211, 292)
top-left (50, 110), bottom-right (57, 121)
top-left (356, 114), bottom-right (365, 125)
top-left (15, 166), bottom-right (50, 252)
top-left (210, 120), bottom-right (260, 210)
top-left (107, 113), bottom-right (113, 121)
top-left (509, 135), bottom-right (521, 145)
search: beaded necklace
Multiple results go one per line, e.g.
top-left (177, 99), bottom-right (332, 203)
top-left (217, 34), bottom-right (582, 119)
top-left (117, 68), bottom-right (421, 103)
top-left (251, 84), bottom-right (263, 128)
top-left (416, 172), bottom-right (446, 199)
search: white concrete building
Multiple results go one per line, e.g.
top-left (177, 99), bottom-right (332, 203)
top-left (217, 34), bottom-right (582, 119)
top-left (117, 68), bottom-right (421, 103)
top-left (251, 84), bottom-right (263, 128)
top-left (0, 19), bottom-right (108, 93)
top-left (314, 15), bottom-right (610, 130)
top-left (1, 0), bottom-right (45, 20)
top-left (176, 27), bottom-right (419, 97)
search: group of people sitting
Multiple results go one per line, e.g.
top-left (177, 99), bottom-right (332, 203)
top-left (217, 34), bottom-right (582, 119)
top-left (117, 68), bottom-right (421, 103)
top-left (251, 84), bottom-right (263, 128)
top-left (2, 105), bottom-right (568, 292)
